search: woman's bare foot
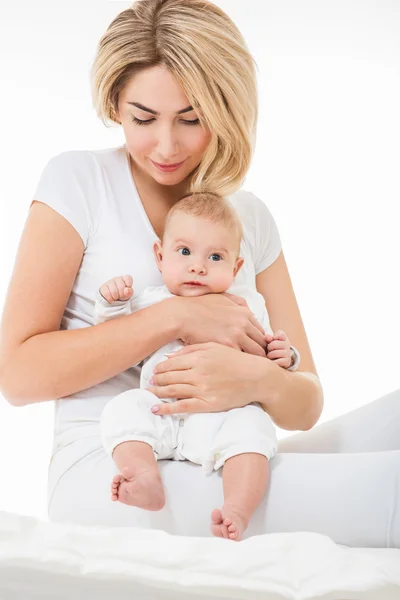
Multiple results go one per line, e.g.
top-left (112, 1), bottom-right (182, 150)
top-left (111, 466), bottom-right (165, 511)
top-left (210, 504), bottom-right (249, 541)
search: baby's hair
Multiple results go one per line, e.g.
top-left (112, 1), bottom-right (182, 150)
top-left (164, 192), bottom-right (243, 253)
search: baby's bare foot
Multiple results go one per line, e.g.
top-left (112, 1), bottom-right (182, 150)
top-left (210, 504), bottom-right (248, 541)
top-left (111, 466), bottom-right (165, 511)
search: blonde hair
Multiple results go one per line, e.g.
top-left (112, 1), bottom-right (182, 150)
top-left (90, 0), bottom-right (259, 197)
top-left (164, 192), bottom-right (243, 253)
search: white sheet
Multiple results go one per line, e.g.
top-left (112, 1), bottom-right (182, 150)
top-left (0, 511), bottom-right (399, 599)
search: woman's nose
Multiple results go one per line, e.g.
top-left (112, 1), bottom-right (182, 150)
top-left (155, 125), bottom-right (180, 157)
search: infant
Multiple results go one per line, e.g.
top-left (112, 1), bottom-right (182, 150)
top-left (94, 192), bottom-right (300, 541)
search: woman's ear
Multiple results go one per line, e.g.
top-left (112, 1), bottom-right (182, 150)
top-left (233, 256), bottom-right (244, 277)
top-left (153, 240), bottom-right (163, 272)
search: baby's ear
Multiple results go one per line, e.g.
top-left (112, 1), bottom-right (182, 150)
top-left (153, 240), bottom-right (163, 272)
top-left (233, 256), bottom-right (244, 277)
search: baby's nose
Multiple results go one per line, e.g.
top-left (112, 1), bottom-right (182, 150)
top-left (190, 262), bottom-right (206, 274)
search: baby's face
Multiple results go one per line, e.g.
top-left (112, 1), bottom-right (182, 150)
top-left (154, 213), bottom-right (243, 296)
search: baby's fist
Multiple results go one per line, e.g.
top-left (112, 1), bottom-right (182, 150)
top-left (99, 275), bottom-right (133, 303)
top-left (265, 330), bottom-right (292, 368)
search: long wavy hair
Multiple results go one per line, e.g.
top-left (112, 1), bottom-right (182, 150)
top-left (90, 0), bottom-right (259, 197)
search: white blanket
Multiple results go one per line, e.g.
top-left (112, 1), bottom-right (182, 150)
top-left (0, 511), bottom-right (399, 600)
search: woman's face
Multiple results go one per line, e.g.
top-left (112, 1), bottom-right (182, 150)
top-left (117, 65), bottom-right (212, 187)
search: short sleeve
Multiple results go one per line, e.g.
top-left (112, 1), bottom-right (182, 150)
top-left (31, 152), bottom-right (91, 248)
top-left (250, 193), bottom-right (282, 274)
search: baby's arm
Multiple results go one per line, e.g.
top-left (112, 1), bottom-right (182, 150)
top-left (93, 275), bottom-right (134, 325)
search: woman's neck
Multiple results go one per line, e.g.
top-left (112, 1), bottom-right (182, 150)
top-left (129, 154), bottom-right (189, 207)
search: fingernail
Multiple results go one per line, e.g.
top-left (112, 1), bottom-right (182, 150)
top-left (165, 353), bottom-right (174, 357)
top-left (149, 377), bottom-right (154, 385)
top-left (150, 406), bottom-right (160, 413)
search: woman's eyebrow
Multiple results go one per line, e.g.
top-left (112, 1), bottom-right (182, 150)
top-left (126, 102), bottom-right (194, 116)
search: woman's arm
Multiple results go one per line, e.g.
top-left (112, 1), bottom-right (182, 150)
top-left (1, 307), bottom-right (180, 407)
top-left (0, 202), bottom-right (266, 407)
top-left (255, 250), bottom-right (324, 430)
top-left (0, 202), bottom-right (180, 407)
top-left (255, 360), bottom-right (323, 431)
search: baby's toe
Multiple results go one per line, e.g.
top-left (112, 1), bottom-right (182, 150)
top-left (210, 509), bottom-right (230, 539)
top-left (211, 508), bottom-right (223, 524)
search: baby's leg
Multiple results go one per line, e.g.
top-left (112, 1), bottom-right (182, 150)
top-left (111, 440), bottom-right (165, 511)
top-left (211, 453), bottom-right (270, 541)
top-left (101, 389), bottom-right (171, 511)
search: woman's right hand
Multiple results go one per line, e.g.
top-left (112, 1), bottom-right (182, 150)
top-left (174, 293), bottom-right (267, 357)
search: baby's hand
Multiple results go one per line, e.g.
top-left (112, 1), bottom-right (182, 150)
top-left (265, 330), bottom-right (292, 369)
top-left (99, 275), bottom-right (133, 303)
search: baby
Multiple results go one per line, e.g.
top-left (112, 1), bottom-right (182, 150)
top-left (94, 192), bottom-right (300, 541)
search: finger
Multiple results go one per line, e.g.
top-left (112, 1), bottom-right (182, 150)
top-left (100, 287), bottom-right (113, 303)
top-left (122, 274), bottom-right (133, 287)
top-left (267, 349), bottom-right (291, 360)
top-left (267, 340), bottom-right (287, 352)
top-left (240, 334), bottom-right (267, 357)
top-left (154, 354), bottom-right (194, 374)
top-left (273, 357), bottom-right (291, 368)
top-left (116, 278), bottom-right (128, 298)
top-left (273, 330), bottom-right (287, 340)
top-left (146, 383), bottom-right (196, 399)
top-left (164, 343), bottom-right (213, 358)
top-left (248, 313), bottom-right (266, 335)
top-left (108, 281), bottom-right (120, 301)
top-left (155, 345), bottom-right (214, 373)
top-left (153, 370), bottom-right (193, 386)
top-left (151, 397), bottom-right (206, 415)
top-left (246, 321), bottom-right (268, 349)
top-left (269, 341), bottom-right (291, 354)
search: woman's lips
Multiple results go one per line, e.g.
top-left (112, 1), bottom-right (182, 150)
top-left (151, 159), bottom-right (185, 172)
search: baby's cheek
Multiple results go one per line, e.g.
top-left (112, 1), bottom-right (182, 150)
top-left (213, 267), bottom-right (236, 292)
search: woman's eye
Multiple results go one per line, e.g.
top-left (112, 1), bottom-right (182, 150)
top-left (132, 117), bottom-right (200, 126)
top-left (178, 247), bottom-right (191, 256)
top-left (210, 254), bottom-right (222, 261)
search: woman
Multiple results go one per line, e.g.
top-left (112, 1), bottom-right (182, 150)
top-left (0, 0), bottom-right (399, 547)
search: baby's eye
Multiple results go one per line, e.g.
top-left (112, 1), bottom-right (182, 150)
top-left (178, 247), bottom-right (191, 256)
top-left (210, 253), bottom-right (222, 261)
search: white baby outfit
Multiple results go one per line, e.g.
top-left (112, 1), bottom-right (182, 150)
top-left (95, 283), bottom-right (284, 474)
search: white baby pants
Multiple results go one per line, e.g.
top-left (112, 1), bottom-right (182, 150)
top-left (100, 343), bottom-right (278, 474)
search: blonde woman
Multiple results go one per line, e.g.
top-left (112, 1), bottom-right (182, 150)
top-left (0, 0), bottom-right (399, 546)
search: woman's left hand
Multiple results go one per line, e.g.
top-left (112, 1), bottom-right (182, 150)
top-left (146, 342), bottom-right (273, 415)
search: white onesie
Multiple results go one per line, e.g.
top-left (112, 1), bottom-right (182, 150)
top-left (94, 283), bottom-right (287, 474)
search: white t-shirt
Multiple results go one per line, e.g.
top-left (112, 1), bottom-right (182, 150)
top-left (32, 144), bottom-right (282, 448)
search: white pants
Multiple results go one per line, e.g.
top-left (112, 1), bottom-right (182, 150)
top-left (48, 387), bottom-right (400, 547)
top-left (100, 390), bottom-right (278, 475)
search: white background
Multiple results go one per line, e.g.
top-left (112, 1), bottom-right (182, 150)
top-left (0, 0), bottom-right (399, 521)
